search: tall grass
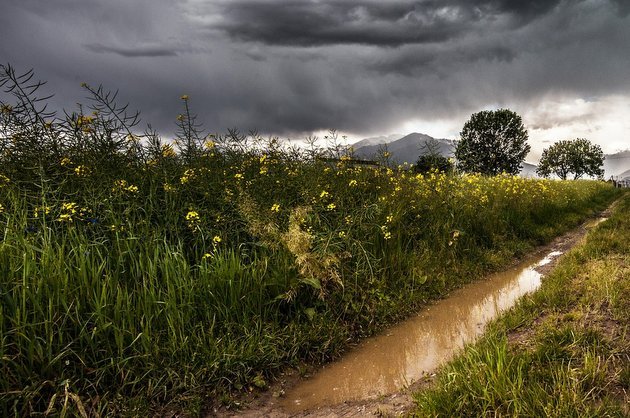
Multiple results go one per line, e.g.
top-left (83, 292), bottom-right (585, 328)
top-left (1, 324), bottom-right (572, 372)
top-left (0, 64), bottom-right (621, 415)
top-left (413, 193), bottom-right (630, 417)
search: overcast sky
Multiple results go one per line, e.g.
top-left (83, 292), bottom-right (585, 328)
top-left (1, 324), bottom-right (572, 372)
top-left (2, 0), bottom-right (629, 160)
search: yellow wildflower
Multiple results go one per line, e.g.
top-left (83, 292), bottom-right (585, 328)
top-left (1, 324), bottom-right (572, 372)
top-left (62, 202), bottom-right (78, 214)
top-left (180, 168), bottom-right (196, 184)
top-left (186, 210), bottom-right (201, 229)
top-left (271, 203), bottom-right (280, 212)
top-left (161, 144), bottom-right (177, 158)
top-left (180, 94), bottom-right (189, 101)
top-left (326, 203), bottom-right (336, 211)
top-left (163, 183), bottom-right (176, 192)
top-left (381, 225), bottom-right (392, 240)
top-left (57, 213), bottom-right (73, 222)
top-left (74, 165), bottom-right (91, 177)
top-left (34, 206), bottom-right (51, 218)
top-left (338, 231), bottom-right (346, 238)
top-left (319, 190), bottom-right (330, 199)
top-left (212, 235), bottom-right (222, 244)
top-left (204, 140), bottom-right (216, 150)
top-left (60, 157), bottom-right (72, 167)
top-left (348, 179), bottom-right (358, 187)
top-left (186, 210), bottom-right (200, 222)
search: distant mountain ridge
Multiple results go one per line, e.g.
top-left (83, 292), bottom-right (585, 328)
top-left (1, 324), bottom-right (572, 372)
top-left (352, 132), bottom-right (455, 164)
top-left (351, 134), bottom-right (403, 149)
top-left (603, 150), bottom-right (630, 177)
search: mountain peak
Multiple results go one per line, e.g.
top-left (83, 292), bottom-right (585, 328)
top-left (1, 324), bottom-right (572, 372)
top-left (351, 132), bottom-right (455, 164)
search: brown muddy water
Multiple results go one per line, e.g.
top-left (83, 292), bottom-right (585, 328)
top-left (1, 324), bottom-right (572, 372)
top-left (281, 249), bottom-right (565, 412)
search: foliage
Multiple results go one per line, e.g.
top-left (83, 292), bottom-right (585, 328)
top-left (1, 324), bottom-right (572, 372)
top-left (0, 64), bottom-right (621, 415)
top-left (413, 138), bottom-right (454, 174)
top-left (455, 109), bottom-right (531, 175)
top-left (537, 138), bottom-right (605, 180)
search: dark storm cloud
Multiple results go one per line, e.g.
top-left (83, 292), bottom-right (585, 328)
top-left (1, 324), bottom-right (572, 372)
top-left (1, 0), bottom-right (629, 150)
top-left (611, 0), bottom-right (630, 16)
top-left (84, 43), bottom-right (178, 57)
top-left (212, 1), bottom-right (473, 47)
top-left (211, 0), bottom-right (563, 47)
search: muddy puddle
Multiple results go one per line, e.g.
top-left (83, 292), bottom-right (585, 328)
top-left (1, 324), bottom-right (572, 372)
top-left (281, 249), bottom-right (565, 412)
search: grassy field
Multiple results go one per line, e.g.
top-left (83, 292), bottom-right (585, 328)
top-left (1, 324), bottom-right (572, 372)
top-left (0, 66), bottom-right (623, 415)
top-left (413, 192), bottom-right (629, 417)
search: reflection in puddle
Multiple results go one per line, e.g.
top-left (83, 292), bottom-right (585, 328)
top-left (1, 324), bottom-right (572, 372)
top-left (282, 249), bottom-right (565, 412)
top-left (585, 217), bottom-right (608, 228)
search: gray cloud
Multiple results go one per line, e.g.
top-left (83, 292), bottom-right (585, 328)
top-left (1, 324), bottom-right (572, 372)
top-left (84, 43), bottom-right (178, 57)
top-left (0, 0), bottom-right (629, 155)
top-left (209, 0), bottom-right (564, 47)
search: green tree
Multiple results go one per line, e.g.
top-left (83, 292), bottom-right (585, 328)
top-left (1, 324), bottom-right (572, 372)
top-left (455, 109), bottom-right (531, 175)
top-left (414, 138), bottom-right (454, 173)
top-left (536, 138), bottom-right (604, 180)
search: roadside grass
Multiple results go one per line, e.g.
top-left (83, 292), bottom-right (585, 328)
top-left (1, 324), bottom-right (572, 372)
top-left (413, 192), bottom-right (630, 417)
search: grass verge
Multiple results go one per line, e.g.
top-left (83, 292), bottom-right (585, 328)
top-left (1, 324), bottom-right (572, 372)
top-left (413, 192), bottom-right (630, 417)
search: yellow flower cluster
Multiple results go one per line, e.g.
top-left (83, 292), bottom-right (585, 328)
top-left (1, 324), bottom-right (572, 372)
top-left (162, 144), bottom-right (177, 158)
top-left (186, 210), bottom-right (200, 228)
top-left (57, 202), bottom-right (78, 222)
top-left (34, 205), bottom-right (51, 218)
top-left (180, 168), bottom-right (197, 184)
top-left (381, 225), bottom-right (392, 240)
top-left (270, 203), bottom-right (280, 212)
top-left (74, 165), bottom-right (91, 177)
top-left (112, 179), bottom-right (139, 194)
top-left (76, 115), bottom-right (94, 133)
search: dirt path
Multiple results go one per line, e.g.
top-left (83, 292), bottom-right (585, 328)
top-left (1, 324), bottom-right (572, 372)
top-left (210, 204), bottom-right (616, 418)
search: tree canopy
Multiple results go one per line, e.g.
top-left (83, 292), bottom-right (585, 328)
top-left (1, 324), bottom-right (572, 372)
top-left (455, 109), bottom-right (531, 175)
top-left (414, 137), bottom-right (454, 173)
top-left (536, 138), bottom-right (605, 180)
